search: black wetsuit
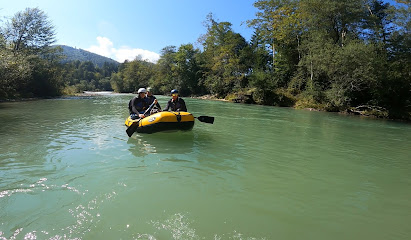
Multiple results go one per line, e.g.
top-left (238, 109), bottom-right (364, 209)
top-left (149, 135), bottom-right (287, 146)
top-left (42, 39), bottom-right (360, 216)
top-left (147, 95), bottom-right (161, 109)
top-left (129, 96), bottom-right (149, 115)
top-left (163, 97), bottom-right (187, 112)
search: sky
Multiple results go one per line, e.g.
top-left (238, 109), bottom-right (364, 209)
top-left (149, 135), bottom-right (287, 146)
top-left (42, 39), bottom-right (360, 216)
top-left (1, 0), bottom-right (257, 63)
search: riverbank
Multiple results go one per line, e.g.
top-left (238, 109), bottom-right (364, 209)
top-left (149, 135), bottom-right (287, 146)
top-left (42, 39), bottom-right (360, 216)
top-left (190, 94), bottom-right (229, 102)
top-left (192, 92), bottom-right (411, 122)
top-left (2, 91), bottom-right (409, 122)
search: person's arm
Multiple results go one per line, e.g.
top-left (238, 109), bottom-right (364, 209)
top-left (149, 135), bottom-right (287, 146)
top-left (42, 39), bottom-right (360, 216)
top-left (156, 101), bottom-right (161, 110)
top-left (153, 96), bottom-right (161, 110)
top-left (163, 100), bottom-right (170, 111)
top-left (128, 99), bottom-right (133, 114)
top-left (178, 98), bottom-right (187, 112)
top-left (130, 97), bottom-right (141, 114)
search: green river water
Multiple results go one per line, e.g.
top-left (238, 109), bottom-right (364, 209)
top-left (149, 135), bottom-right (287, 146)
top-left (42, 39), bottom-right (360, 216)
top-left (0, 93), bottom-right (410, 240)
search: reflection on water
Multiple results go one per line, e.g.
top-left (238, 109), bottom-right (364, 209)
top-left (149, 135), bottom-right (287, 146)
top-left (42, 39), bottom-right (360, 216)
top-left (127, 131), bottom-right (196, 156)
top-left (1, 95), bottom-right (411, 239)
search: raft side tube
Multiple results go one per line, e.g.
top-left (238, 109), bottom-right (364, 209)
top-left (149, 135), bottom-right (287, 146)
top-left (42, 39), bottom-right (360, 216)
top-left (125, 111), bottom-right (195, 134)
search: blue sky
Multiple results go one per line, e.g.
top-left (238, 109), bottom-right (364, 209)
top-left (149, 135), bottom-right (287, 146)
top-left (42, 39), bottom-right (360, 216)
top-left (1, 0), bottom-right (257, 62)
top-left (2, 0), bottom-right (401, 63)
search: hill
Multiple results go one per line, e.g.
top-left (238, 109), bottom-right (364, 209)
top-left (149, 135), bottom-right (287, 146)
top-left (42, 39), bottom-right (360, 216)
top-left (55, 45), bottom-right (119, 67)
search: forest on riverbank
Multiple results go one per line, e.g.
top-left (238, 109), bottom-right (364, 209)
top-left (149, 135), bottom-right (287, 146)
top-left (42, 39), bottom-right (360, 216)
top-left (1, 0), bottom-right (410, 120)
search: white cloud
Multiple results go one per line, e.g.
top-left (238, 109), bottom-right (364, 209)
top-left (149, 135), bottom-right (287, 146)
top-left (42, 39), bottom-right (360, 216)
top-left (87, 37), bottom-right (115, 58)
top-left (114, 47), bottom-right (160, 63)
top-left (86, 36), bottom-right (160, 63)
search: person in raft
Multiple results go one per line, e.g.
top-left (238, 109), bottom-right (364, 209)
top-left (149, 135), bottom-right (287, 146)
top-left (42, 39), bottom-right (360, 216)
top-left (146, 87), bottom-right (161, 111)
top-left (128, 88), bottom-right (157, 119)
top-left (163, 89), bottom-right (187, 112)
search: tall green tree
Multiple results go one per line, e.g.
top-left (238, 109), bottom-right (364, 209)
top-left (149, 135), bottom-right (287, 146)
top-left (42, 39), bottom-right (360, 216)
top-left (0, 7), bottom-right (60, 99)
top-left (0, 51), bottom-right (31, 98)
top-left (110, 72), bottom-right (123, 92)
top-left (152, 46), bottom-right (177, 93)
top-left (293, 0), bottom-right (386, 109)
top-left (121, 59), bottom-right (155, 92)
top-left (248, 31), bottom-right (273, 72)
top-left (247, 0), bottom-right (305, 102)
top-left (200, 14), bottom-right (249, 97)
top-left (0, 31), bottom-right (5, 48)
top-left (243, 30), bottom-right (276, 104)
top-left (300, 0), bottom-right (364, 46)
top-left (3, 7), bottom-right (56, 55)
top-left (174, 43), bottom-right (203, 95)
top-left (363, 0), bottom-right (393, 44)
top-left (378, 0), bottom-right (411, 118)
top-left (247, 0), bottom-right (408, 114)
top-left (247, 0), bottom-right (302, 66)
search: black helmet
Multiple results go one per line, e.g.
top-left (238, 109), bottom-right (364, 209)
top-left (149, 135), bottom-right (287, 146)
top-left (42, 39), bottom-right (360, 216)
top-left (171, 89), bottom-right (178, 94)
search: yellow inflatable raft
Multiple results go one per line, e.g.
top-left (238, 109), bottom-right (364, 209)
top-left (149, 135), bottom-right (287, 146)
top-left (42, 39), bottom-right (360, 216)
top-left (125, 111), bottom-right (195, 134)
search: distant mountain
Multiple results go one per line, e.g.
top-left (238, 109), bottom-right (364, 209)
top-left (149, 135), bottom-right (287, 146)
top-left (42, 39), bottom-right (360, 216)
top-left (55, 45), bottom-right (119, 67)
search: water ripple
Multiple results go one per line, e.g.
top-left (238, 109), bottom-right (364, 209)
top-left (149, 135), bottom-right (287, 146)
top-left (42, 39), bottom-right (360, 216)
top-left (1, 96), bottom-right (411, 239)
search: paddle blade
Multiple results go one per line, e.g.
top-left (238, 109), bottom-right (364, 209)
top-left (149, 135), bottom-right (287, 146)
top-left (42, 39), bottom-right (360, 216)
top-left (126, 121), bottom-right (139, 137)
top-left (196, 116), bottom-right (214, 124)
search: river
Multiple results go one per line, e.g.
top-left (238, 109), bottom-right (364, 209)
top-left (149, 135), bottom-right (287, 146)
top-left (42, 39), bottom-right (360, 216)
top-left (0, 93), bottom-right (410, 239)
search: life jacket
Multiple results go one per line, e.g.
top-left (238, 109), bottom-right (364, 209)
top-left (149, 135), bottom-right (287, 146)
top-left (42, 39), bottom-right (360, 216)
top-left (129, 96), bottom-right (149, 114)
top-left (165, 97), bottom-right (187, 112)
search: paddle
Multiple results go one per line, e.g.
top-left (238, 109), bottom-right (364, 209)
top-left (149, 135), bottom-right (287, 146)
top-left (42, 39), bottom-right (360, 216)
top-left (195, 116), bottom-right (214, 124)
top-left (126, 101), bottom-right (156, 137)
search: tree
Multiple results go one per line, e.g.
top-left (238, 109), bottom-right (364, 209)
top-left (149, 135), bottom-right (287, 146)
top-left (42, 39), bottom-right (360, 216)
top-left (3, 7), bottom-right (56, 55)
top-left (248, 31), bottom-right (273, 72)
top-left (0, 50), bottom-right (32, 99)
top-left (200, 14), bottom-right (249, 97)
top-left (300, 0), bottom-right (364, 46)
top-left (362, 0), bottom-right (393, 44)
top-left (247, 0), bottom-right (302, 66)
top-left (121, 59), bottom-right (155, 92)
top-left (110, 72), bottom-right (124, 92)
top-left (0, 31), bottom-right (5, 48)
top-left (291, 0), bottom-right (385, 110)
top-left (378, 0), bottom-right (411, 118)
top-left (0, 7), bottom-right (60, 99)
top-left (174, 44), bottom-right (203, 95)
top-left (153, 46), bottom-right (177, 93)
top-left (28, 55), bottom-right (64, 97)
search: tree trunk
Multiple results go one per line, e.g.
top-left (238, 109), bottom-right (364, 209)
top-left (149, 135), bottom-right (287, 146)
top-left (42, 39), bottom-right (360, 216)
top-left (310, 59), bottom-right (313, 83)
top-left (297, 34), bottom-right (301, 61)
top-left (310, 51), bottom-right (313, 83)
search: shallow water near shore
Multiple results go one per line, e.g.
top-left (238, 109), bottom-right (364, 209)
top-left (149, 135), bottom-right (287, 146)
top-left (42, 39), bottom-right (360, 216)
top-left (1, 93), bottom-right (411, 239)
